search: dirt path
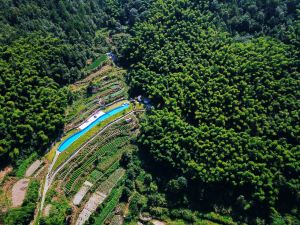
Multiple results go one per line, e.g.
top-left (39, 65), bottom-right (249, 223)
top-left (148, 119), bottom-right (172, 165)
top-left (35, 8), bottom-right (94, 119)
top-left (11, 178), bottom-right (30, 207)
top-left (40, 152), bottom-right (59, 211)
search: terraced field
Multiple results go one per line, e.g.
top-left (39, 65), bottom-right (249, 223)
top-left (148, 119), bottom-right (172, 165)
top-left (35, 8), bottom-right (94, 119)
top-left (58, 116), bottom-right (138, 224)
top-left (58, 120), bottom-right (137, 195)
top-left (40, 62), bottom-right (144, 225)
top-left (64, 66), bottom-right (128, 132)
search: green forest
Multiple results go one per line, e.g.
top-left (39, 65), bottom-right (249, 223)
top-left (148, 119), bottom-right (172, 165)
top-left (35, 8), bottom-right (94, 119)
top-left (0, 0), bottom-right (299, 224)
top-left (121, 0), bottom-right (300, 224)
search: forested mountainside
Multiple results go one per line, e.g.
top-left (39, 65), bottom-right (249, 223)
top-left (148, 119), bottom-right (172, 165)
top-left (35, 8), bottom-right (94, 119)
top-left (0, 0), bottom-right (299, 224)
top-left (209, 0), bottom-right (299, 44)
top-left (121, 0), bottom-right (300, 224)
top-left (0, 0), bottom-right (151, 163)
top-left (0, 0), bottom-right (152, 83)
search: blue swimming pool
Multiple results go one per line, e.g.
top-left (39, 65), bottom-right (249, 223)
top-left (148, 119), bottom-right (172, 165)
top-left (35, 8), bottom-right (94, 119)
top-left (58, 103), bottom-right (130, 152)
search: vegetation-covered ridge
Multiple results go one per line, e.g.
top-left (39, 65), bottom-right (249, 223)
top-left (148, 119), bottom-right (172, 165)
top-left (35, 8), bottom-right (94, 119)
top-left (0, 0), bottom-right (151, 163)
top-left (122, 0), bottom-right (300, 223)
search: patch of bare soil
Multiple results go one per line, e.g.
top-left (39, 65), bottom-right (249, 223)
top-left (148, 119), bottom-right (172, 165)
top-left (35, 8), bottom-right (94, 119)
top-left (151, 220), bottom-right (166, 225)
top-left (0, 177), bottom-right (16, 212)
top-left (73, 181), bottom-right (93, 206)
top-left (43, 204), bottom-right (52, 217)
top-left (75, 191), bottom-right (107, 225)
top-left (0, 166), bottom-right (12, 183)
top-left (11, 178), bottom-right (30, 207)
top-left (25, 160), bottom-right (43, 177)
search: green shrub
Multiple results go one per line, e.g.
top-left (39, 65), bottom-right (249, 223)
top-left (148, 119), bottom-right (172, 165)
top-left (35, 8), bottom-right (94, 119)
top-left (170, 209), bottom-right (197, 223)
top-left (92, 187), bottom-right (123, 225)
top-left (42, 198), bottom-right (71, 225)
top-left (149, 207), bottom-right (169, 218)
top-left (15, 153), bottom-right (38, 177)
top-left (4, 179), bottom-right (40, 225)
top-left (23, 180), bottom-right (40, 205)
top-left (4, 204), bottom-right (36, 225)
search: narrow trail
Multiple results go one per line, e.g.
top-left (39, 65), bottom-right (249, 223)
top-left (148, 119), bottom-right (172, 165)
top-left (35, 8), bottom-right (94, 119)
top-left (40, 152), bottom-right (59, 211)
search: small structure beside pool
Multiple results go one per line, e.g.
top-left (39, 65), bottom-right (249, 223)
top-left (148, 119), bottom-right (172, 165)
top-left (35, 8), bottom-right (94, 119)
top-left (58, 103), bottom-right (130, 153)
top-left (79, 111), bottom-right (105, 130)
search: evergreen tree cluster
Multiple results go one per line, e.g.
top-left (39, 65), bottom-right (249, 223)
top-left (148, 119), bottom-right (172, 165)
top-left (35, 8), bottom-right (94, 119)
top-left (123, 0), bottom-right (300, 222)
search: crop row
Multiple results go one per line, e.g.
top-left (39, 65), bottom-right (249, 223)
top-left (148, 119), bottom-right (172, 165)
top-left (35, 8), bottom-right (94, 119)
top-left (57, 124), bottom-right (123, 179)
top-left (67, 85), bottom-right (126, 127)
top-left (88, 170), bottom-right (103, 182)
top-left (58, 119), bottom-right (136, 180)
top-left (96, 168), bottom-right (125, 195)
top-left (97, 145), bottom-right (131, 172)
top-left (59, 127), bottom-right (129, 181)
top-left (66, 80), bottom-right (123, 125)
top-left (92, 187), bottom-right (123, 225)
top-left (64, 137), bottom-right (129, 193)
top-left (89, 161), bottom-right (120, 193)
top-left (72, 160), bottom-right (120, 198)
top-left (63, 137), bottom-right (121, 192)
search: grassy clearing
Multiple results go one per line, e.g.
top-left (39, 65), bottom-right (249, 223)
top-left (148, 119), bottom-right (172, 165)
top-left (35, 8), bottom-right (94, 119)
top-left (85, 54), bottom-right (108, 72)
top-left (53, 103), bottom-right (133, 170)
top-left (45, 147), bottom-right (56, 163)
top-left (135, 102), bottom-right (145, 111)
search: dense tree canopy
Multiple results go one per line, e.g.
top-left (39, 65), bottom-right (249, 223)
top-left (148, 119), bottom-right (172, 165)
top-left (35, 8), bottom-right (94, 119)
top-left (0, 0), bottom-right (153, 83)
top-left (208, 0), bottom-right (299, 43)
top-left (123, 0), bottom-right (300, 222)
top-left (0, 35), bottom-right (68, 160)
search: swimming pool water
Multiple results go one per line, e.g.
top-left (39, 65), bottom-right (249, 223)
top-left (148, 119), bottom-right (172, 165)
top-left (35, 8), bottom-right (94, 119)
top-left (58, 103), bottom-right (130, 152)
